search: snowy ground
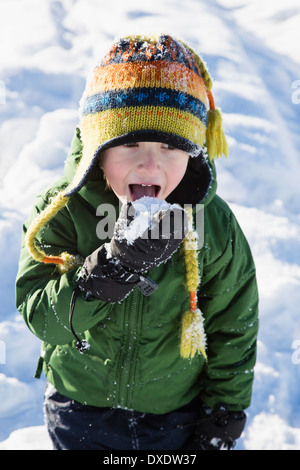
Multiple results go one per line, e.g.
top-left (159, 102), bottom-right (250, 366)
top-left (0, 0), bottom-right (300, 450)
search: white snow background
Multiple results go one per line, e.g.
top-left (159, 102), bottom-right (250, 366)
top-left (0, 0), bottom-right (300, 450)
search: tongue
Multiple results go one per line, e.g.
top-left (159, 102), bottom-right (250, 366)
top-left (131, 184), bottom-right (156, 201)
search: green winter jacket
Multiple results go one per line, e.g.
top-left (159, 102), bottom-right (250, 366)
top-left (16, 128), bottom-right (258, 414)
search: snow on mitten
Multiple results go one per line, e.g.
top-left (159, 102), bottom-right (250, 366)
top-left (77, 197), bottom-right (188, 303)
top-left (110, 197), bottom-right (188, 273)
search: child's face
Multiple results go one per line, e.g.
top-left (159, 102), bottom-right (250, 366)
top-left (100, 141), bottom-right (189, 204)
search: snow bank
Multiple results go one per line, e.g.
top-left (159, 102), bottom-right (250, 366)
top-left (216, 0), bottom-right (300, 65)
top-left (0, 425), bottom-right (51, 450)
top-left (244, 412), bottom-right (300, 450)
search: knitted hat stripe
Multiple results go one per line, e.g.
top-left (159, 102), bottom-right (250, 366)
top-left (80, 105), bottom-right (206, 153)
top-left (84, 61), bottom-right (207, 103)
top-left (81, 87), bottom-right (207, 124)
top-left (103, 35), bottom-right (201, 77)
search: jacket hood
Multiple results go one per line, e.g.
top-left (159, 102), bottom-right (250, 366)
top-left (64, 127), bottom-right (217, 210)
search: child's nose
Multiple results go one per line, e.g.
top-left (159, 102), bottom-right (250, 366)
top-left (137, 148), bottom-right (160, 172)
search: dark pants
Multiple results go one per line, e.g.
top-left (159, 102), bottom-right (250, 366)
top-left (44, 383), bottom-right (200, 450)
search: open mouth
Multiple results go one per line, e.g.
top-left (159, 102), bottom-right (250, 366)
top-left (129, 184), bottom-right (161, 201)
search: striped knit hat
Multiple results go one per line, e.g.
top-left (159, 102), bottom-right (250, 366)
top-left (66, 34), bottom-right (228, 196)
top-left (25, 34), bottom-right (229, 360)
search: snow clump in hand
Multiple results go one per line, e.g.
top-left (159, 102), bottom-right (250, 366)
top-left (116, 196), bottom-right (186, 245)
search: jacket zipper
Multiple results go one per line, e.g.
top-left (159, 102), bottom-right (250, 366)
top-left (115, 288), bottom-right (142, 409)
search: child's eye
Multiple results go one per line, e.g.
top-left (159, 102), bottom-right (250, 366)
top-left (124, 142), bottom-right (138, 148)
top-left (162, 143), bottom-right (175, 150)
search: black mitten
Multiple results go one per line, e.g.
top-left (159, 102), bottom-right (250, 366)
top-left (77, 200), bottom-right (188, 303)
top-left (77, 244), bottom-right (144, 302)
top-left (182, 403), bottom-right (247, 451)
top-left (110, 200), bottom-right (188, 272)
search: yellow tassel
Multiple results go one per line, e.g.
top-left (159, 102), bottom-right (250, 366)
top-left (180, 207), bottom-right (207, 360)
top-left (57, 252), bottom-right (84, 274)
top-left (25, 191), bottom-right (82, 273)
top-left (180, 308), bottom-right (207, 360)
top-left (206, 108), bottom-right (229, 161)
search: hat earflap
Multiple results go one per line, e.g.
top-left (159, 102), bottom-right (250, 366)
top-left (180, 206), bottom-right (207, 360)
top-left (25, 191), bottom-right (83, 274)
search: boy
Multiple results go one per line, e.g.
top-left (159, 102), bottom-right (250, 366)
top-left (16, 34), bottom-right (258, 450)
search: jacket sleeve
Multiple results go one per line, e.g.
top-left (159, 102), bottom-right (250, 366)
top-left (198, 208), bottom-right (259, 412)
top-left (15, 190), bottom-right (114, 346)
